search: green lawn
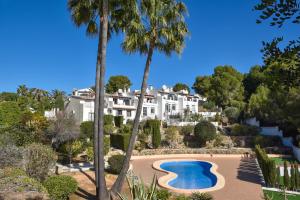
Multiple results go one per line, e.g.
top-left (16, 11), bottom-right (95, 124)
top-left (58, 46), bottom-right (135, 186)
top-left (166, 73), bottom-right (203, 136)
top-left (263, 190), bottom-right (300, 200)
top-left (269, 157), bottom-right (299, 165)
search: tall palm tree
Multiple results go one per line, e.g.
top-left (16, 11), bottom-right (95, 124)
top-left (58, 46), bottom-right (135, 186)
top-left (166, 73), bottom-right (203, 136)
top-left (17, 84), bottom-right (29, 96)
top-left (111, 0), bottom-right (189, 194)
top-left (68, 1), bottom-right (137, 199)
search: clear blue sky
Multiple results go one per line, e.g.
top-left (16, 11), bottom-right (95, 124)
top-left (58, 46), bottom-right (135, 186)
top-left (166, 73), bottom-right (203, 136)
top-left (0, 0), bottom-right (298, 94)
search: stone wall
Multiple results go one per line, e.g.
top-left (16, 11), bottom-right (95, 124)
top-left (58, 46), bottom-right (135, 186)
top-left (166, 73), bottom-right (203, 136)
top-left (133, 147), bottom-right (252, 156)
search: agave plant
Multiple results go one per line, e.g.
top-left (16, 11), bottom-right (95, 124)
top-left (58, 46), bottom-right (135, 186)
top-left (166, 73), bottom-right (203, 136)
top-left (118, 175), bottom-right (158, 200)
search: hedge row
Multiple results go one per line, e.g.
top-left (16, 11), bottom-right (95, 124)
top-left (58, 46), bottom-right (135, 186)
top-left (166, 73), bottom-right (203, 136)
top-left (255, 145), bottom-right (277, 187)
top-left (114, 116), bottom-right (124, 128)
top-left (144, 119), bottom-right (161, 148)
top-left (110, 134), bottom-right (130, 151)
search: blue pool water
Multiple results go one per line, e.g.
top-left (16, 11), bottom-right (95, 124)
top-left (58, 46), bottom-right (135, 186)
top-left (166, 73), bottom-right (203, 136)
top-left (160, 161), bottom-right (217, 189)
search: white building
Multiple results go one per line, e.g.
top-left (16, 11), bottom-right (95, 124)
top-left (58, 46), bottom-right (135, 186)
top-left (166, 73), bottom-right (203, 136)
top-left (66, 85), bottom-right (203, 124)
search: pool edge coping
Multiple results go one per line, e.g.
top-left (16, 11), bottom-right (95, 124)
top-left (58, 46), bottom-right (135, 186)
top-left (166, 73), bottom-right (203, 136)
top-left (152, 159), bottom-right (225, 194)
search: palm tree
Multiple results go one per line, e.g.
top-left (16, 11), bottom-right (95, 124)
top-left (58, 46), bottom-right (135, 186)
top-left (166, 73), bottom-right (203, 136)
top-left (68, 1), bottom-right (137, 199)
top-left (17, 84), bottom-right (29, 96)
top-left (111, 0), bottom-right (189, 194)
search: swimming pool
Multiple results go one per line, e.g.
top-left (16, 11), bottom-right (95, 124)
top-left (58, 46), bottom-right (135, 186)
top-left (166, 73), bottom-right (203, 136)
top-left (153, 159), bottom-right (225, 193)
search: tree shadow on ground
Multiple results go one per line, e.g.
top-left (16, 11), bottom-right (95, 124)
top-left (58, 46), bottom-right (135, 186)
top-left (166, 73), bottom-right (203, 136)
top-left (74, 187), bottom-right (96, 200)
top-left (237, 157), bottom-right (264, 185)
top-left (79, 169), bottom-right (96, 185)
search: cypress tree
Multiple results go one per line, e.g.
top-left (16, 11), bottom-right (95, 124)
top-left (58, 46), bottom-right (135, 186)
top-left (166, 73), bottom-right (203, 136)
top-left (277, 167), bottom-right (281, 188)
top-left (269, 160), bottom-right (277, 187)
top-left (290, 163), bottom-right (295, 190)
top-left (295, 163), bottom-right (300, 190)
top-left (283, 161), bottom-right (290, 189)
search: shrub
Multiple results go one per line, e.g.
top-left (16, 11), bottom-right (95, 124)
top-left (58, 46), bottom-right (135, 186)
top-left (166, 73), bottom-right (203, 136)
top-left (190, 192), bottom-right (213, 200)
top-left (86, 136), bottom-right (110, 161)
top-left (194, 121), bottom-right (216, 146)
top-left (114, 116), bottom-right (124, 128)
top-left (104, 124), bottom-right (115, 135)
top-left (80, 121), bottom-right (93, 139)
top-left (175, 195), bottom-right (190, 200)
top-left (0, 167), bottom-right (47, 194)
top-left (230, 124), bottom-right (260, 136)
top-left (108, 154), bottom-right (125, 174)
top-left (156, 189), bottom-right (171, 200)
top-left (254, 135), bottom-right (282, 147)
top-left (0, 144), bottom-right (23, 168)
top-left (223, 107), bottom-right (240, 123)
top-left (165, 126), bottom-right (180, 143)
top-left (180, 125), bottom-right (194, 136)
top-left (118, 175), bottom-right (158, 200)
top-left (0, 101), bottom-right (22, 127)
top-left (43, 175), bottom-right (78, 200)
top-left (110, 134), bottom-right (130, 151)
top-left (144, 119), bottom-right (161, 148)
top-left (24, 143), bottom-right (57, 181)
top-left (119, 124), bottom-right (132, 134)
top-left (104, 115), bottom-right (114, 125)
top-left (202, 101), bottom-right (216, 111)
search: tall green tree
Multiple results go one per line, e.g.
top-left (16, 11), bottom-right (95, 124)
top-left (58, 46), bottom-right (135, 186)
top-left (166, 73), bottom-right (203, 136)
top-left (192, 76), bottom-right (211, 97)
top-left (255, 0), bottom-right (300, 27)
top-left (209, 66), bottom-right (245, 109)
top-left (243, 65), bottom-right (265, 101)
top-left (173, 83), bottom-right (190, 93)
top-left (111, 0), bottom-right (189, 194)
top-left (106, 75), bottom-right (132, 93)
top-left (68, 0), bottom-right (108, 199)
top-left (68, 1), bottom-right (137, 199)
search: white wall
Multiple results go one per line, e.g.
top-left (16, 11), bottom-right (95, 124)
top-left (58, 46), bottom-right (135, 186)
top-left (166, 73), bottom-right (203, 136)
top-left (245, 117), bottom-right (260, 127)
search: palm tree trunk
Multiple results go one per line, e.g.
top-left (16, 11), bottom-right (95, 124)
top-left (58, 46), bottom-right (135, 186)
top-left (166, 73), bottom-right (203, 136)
top-left (93, 15), bottom-right (101, 200)
top-left (111, 40), bottom-right (155, 194)
top-left (97, 0), bottom-right (109, 199)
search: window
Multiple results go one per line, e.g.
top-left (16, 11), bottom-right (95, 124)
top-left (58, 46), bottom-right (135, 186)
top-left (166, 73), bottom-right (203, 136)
top-left (165, 104), bottom-right (170, 112)
top-left (151, 107), bottom-right (155, 114)
top-left (89, 112), bottom-right (94, 121)
top-left (172, 104), bottom-right (176, 111)
top-left (143, 107), bottom-right (147, 116)
top-left (113, 98), bottom-right (118, 104)
top-left (127, 110), bottom-right (131, 117)
top-left (117, 110), bottom-right (122, 116)
top-left (124, 99), bottom-right (130, 105)
top-left (108, 108), bottom-right (112, 114)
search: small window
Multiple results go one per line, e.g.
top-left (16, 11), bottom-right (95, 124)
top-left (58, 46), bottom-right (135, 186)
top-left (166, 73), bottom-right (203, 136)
top-left (113, 98), bottom-right (118, 104)
top-left (172, 104), bottom-right (176, 111)
top-left (143, 107), bottom-right (147, 116)
top-left (127, 110), bottom-right (131, 117)
top-left (89, 112), bottom-right (94, 121)
top-left (117, 110), bottom-right (122, 116)
top-left (151, 107), bottom-right (155, 114)
top-left (108, 108), bottom-right (112, 114)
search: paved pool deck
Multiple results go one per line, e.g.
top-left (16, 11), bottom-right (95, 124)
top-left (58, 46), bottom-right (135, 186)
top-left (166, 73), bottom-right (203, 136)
top-left (131, 154), bottom-right (264, 200)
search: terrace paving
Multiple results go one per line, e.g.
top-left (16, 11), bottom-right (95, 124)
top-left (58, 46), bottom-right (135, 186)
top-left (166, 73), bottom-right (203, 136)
top-left (131, 155), bottom-right (264, 200)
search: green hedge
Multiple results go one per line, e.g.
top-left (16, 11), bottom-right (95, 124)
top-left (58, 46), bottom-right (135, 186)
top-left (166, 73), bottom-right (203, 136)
top-left (108, 154), bottom-right (125, 174)
top-left (110, 134), bottom-right (130, 151)
top-left (43, 175), bottom-right (78, 200)
top-left (104, 115), bottom-right (114, 125)
top-left (144, 119), bottom-right (161, 148)
top-left (114, 116), bottom-right (124, 128)
top-left (194, 121), bottom-right (216, 146)
top-left (255, 145), bottom-right (277, 187)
